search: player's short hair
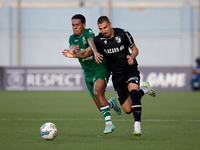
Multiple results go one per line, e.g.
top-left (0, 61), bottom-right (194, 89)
top-left (97, 16), bottom-right (110, 24)
top-left (71, 14), bottom-right (86, 24)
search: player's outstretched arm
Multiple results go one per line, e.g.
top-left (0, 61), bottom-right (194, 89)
top-left (88, 38), bottom-right (103, 63)
top-left (62, 46), bottom-right (92, 59)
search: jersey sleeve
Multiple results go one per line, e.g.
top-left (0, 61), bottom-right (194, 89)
top-left (124, 30), bottom-right (135, 48)
top-left (86, 28), bottom-right (95, 40)
top-left (69, 35), bottom-right (75, 48)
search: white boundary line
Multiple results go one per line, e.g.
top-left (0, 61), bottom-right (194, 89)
top-left (1, 118), bottom-right (200, 122)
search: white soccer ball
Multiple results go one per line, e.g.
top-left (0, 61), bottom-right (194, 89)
top-left (40, 122), bottom-right (58, 140)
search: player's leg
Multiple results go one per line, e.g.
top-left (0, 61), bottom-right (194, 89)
top-left (93, 78), bottom-right (108, 106)
top-left (92, 96), bottom-right (101, 111)
top-left (124, 70), bottom-right (142, 136)
top-left (118, 91), bottom-right (142, 137)
top-left (94, 85), bottom-right (121, 115)
top-left (85, 79), bottom-right (101, 111)
top-left (108, 97), bottom-right (122, 115)
top-left (86, 77), bottom-right (114, 134)
top-left (127, 83), bottom-right (142, 136)
top-left (112, 75), bottom-right (141, 135)
top-left (120, 96), bottom-right (132, 113)
top-left (94, 78), bottom-right (115, 134)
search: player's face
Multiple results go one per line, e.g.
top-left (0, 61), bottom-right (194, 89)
top-left (72, 19), bottom-right (85, 36)
top-left (98, 21), bottom-right (113, 39)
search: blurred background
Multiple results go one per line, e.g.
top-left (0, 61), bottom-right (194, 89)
top-left (0, 0), bottom-right (199, 91)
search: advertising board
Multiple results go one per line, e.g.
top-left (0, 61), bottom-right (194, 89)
top-left (3, 67), bottom-right (192, 91)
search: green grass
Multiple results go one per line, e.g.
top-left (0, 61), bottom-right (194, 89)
top-left (0, 91), bottom-right (200, 150)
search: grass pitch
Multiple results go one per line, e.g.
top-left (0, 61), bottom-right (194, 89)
top-left (0, 91), bottom-right (200, 150)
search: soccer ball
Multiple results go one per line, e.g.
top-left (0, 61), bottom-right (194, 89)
top-left (40, 122), bottom-right (58, 140)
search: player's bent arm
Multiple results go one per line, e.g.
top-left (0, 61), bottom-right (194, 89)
top-left (62, 47), bottom-right (92, 58)
top-left (127, 45), bottom-right (139, 65)
top-left (88, 38), bottom-right (103, 63)
top-left (130, 45), bottom-right (139, 59)
top-left (73, 46), bottom-right (93, 58)
top-left (88, 38), bottom-right (98, 56)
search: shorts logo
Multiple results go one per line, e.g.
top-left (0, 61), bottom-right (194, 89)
top-left (127, 77), bottom-right (138, 83)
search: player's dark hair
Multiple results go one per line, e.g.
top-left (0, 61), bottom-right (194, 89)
top-left (97, 16), bottom-right (110, 24)
top-left (71, 14), bottom-right (86, 24)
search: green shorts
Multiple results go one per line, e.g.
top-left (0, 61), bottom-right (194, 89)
top-left (85, 66), bottom-right (109, 98)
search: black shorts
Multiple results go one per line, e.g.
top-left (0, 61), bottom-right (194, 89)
top-left (112, 70), bottom-right (140, 105)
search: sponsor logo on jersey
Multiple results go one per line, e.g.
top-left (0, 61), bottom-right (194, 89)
top-left (74, 39), bottom-right (78, 42)
top-left (103, 45), bottom-right (125, 54)
top-left (82, 55), bottom-right (93, 62)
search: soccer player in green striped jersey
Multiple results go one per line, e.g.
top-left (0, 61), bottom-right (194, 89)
top-left (62, 14), bottom-right (121, 134)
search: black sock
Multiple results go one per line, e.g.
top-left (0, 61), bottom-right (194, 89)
top-left (130, 89), bottom-right (142, 122)
top-left (138, 89), bottom-right (144, 100)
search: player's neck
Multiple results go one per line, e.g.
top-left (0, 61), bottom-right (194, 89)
top-left (107, 29), bottom-right (114, 39)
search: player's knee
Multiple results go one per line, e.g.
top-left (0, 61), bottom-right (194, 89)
top-left (122, 107), bottom-right (132, 114)
top-left (125, 111), bottom-right (132, 114)
top-left (94, 89), bottom-right (101, 99)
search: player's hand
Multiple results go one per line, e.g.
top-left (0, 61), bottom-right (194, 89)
top-left (127, 55), bottom-right (134, 65)
top-left (62, 49), bottom-right (75, 58)
top-left (69, 45), bottom-right (79, 54)
top-left (94, 52), bottom-right (103, 63)
top-left (73, 45), bottom-right (79, 54)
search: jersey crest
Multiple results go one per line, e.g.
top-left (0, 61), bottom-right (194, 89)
top-left (115, 36), bottom-right (121, 43)
top-left (82, 37), bottom-right (87, 45)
